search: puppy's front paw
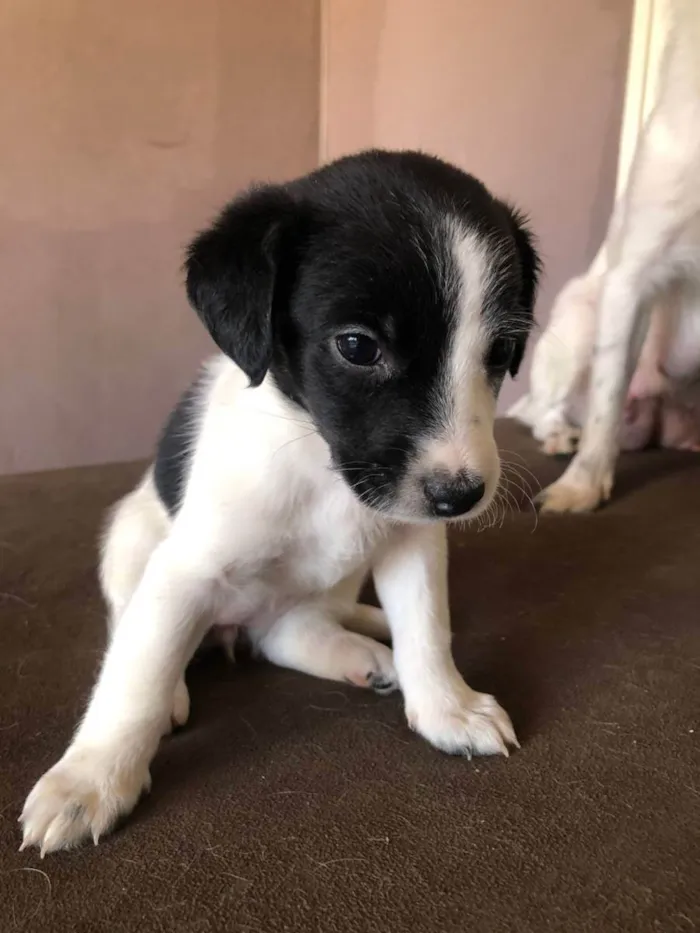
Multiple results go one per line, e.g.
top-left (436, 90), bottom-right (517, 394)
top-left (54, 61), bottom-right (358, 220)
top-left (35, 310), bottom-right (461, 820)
top-left (20, 748), bottom-right (150, 856)
top-left (536, 473), bottom-right (612, 514)
top-left (408, 687), bottom-right (518, 758)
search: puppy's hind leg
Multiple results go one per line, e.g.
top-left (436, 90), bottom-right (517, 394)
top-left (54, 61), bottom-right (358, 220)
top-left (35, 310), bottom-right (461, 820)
top-left (100, 471), bottom-right (169, 626)
top-left (327, 567), bottom-right (391, 642)
top-left (99, 472), bottom-right (189, 730)
top-left (256, 600), bottom-right (398, 694)
top-left (339, 604), bottom-right (391, 641)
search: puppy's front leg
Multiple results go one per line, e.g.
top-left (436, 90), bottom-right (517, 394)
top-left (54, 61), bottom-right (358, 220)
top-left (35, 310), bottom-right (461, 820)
top-left (20, 536), bottom-right (211, 855)
top-left (373, 525), bottom-right (517, 758)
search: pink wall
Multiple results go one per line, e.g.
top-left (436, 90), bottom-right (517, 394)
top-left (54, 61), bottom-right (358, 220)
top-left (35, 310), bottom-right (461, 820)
top-left (322, 0), bottom-right (633, 407)
top-left (0, 0), bottom-right (320, 474)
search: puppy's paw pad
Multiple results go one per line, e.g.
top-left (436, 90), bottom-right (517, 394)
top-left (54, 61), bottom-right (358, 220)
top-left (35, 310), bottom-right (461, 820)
top-left (411, 691), bottom-right (518, 758)
top-left (20, 751), bottom-right (149, 856)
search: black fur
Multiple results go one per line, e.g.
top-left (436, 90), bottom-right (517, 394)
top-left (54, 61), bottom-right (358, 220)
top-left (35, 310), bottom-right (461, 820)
top-left (179, 149), bottom-right (540, 515)
top-left (153, 378), bottom-right (202, 515)
top-left (502, 204), bottom-right (542, 378)
top-left (185, 188), bottom-right (299, 388)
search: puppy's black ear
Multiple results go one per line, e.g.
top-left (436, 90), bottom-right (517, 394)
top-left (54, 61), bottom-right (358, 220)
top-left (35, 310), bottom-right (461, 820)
top-left (504, 206), bottom-right (542, 378)
top-left (185, 186), bottom-right (295, 387)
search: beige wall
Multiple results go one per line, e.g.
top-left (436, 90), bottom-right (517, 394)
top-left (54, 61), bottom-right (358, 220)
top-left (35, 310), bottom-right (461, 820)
top-left (0, 0), bottom-right (320, 474)
top-left (2, 0), bottom-right (632, 473)
top-left (321, 0), bottom-right (633, 408)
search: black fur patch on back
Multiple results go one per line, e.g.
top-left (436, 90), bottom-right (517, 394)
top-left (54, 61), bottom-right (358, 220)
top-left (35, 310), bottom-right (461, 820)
top-left (153, 378), bottom-right (203, 515)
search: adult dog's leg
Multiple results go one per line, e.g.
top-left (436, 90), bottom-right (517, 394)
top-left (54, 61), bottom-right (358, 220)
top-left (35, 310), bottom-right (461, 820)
top-left (20, 535), bottom-right (213, 854)
top-left (509, 239), bottom-right (608, 455)
top-left (537, 234), bottom-right (700, 512)
top-left (537, 271), bottom-right (654, 513)
top-left (538, 75), bottom-right (700, 511)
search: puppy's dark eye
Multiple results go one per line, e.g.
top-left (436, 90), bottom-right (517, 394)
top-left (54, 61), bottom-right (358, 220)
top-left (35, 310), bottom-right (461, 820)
top-left (486, 337), bottom-right (516, 371)
top-left (336, 333), bottom-right (382, 367)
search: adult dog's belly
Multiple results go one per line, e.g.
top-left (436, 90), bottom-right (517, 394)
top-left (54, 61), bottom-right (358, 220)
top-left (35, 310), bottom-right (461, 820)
top-left (623, 291), bottom-right (700, 451)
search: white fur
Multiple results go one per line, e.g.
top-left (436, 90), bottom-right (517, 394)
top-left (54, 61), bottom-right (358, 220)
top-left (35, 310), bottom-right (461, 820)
top-left (20, 232), bottom-right (517, 854)
top-left (407, 224), bottom-right (502, 508)
top-left (509, 0), bottom-right (700, 510)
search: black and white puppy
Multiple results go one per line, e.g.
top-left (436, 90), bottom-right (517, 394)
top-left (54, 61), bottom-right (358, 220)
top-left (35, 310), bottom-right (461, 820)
top-left (21, 150), bottom-right (539, 855)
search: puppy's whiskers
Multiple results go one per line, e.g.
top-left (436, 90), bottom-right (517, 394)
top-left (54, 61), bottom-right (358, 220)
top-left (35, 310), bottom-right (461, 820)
top-left (254, 409), bottom-right (314, 428)
top-left (499, 458), bottom-right (540, 533)
top-left (498, 450), bottom-right (541, 492)
top-left (271, 430), bottom-right (320, 459)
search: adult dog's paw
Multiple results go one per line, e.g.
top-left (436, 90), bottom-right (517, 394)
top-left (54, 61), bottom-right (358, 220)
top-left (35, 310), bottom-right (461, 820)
top-left (20, 748), bottom-right (150, 856)
top-left (536, 473), bottom-right (611, 514)
top-left (541, 423), bottom-right (581, 456)
top-left (408, 686), bottom-right (518, 758)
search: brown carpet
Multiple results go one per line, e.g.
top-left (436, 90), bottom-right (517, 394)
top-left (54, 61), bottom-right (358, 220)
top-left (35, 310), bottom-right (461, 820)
top-left (1, 420), bottom-right (698, 933)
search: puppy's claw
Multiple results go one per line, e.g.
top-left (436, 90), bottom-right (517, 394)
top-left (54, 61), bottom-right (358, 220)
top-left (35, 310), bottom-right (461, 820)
top-left (367, 672), bottom-right (399, 695)
top-left (19, 823), bottom-right (40, 853)
top-left (20, 750), bottom-right (150, 855)
top-left (499, 717), bottom-right (519, 750)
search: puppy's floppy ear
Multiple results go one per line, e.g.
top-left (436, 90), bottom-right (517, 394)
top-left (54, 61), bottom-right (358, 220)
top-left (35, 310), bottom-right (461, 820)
top-left (185, 186), bottom-right (296, 387)
top-left (503, 205), bottom-right (542, 378)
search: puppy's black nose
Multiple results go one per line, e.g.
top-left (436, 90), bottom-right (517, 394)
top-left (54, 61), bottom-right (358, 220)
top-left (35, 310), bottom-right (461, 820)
top-left (423, 473), bottom-right (486, 517)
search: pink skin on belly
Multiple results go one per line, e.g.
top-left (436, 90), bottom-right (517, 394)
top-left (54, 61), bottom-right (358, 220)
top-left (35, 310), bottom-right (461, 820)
top-left (622, 389), bottom-right (700, 452)
top-left (659, 398), bottom-right (700, 451)
top-left (620, 395), bottom-right (660, 451)
top-left (621, 304), bottom-right (700, 451)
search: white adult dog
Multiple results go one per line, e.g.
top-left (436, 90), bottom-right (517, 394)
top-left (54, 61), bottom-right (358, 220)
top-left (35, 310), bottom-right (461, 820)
top-left (510, 0), bottom-right (700, 512)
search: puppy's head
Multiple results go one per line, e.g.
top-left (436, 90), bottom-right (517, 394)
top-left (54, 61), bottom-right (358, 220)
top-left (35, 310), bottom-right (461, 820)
top-left (186, 150), bottom-right (540, 523)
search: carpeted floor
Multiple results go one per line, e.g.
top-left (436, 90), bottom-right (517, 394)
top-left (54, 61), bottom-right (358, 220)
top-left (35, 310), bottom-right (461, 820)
top-left (0, 420), bottom-right (698, 933)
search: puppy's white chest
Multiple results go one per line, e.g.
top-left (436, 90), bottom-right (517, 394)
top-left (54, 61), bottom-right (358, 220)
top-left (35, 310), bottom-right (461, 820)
top-left (217, 467), bottom-right (385, 623)
top-left (290, 484), bottom-right (383, 590)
